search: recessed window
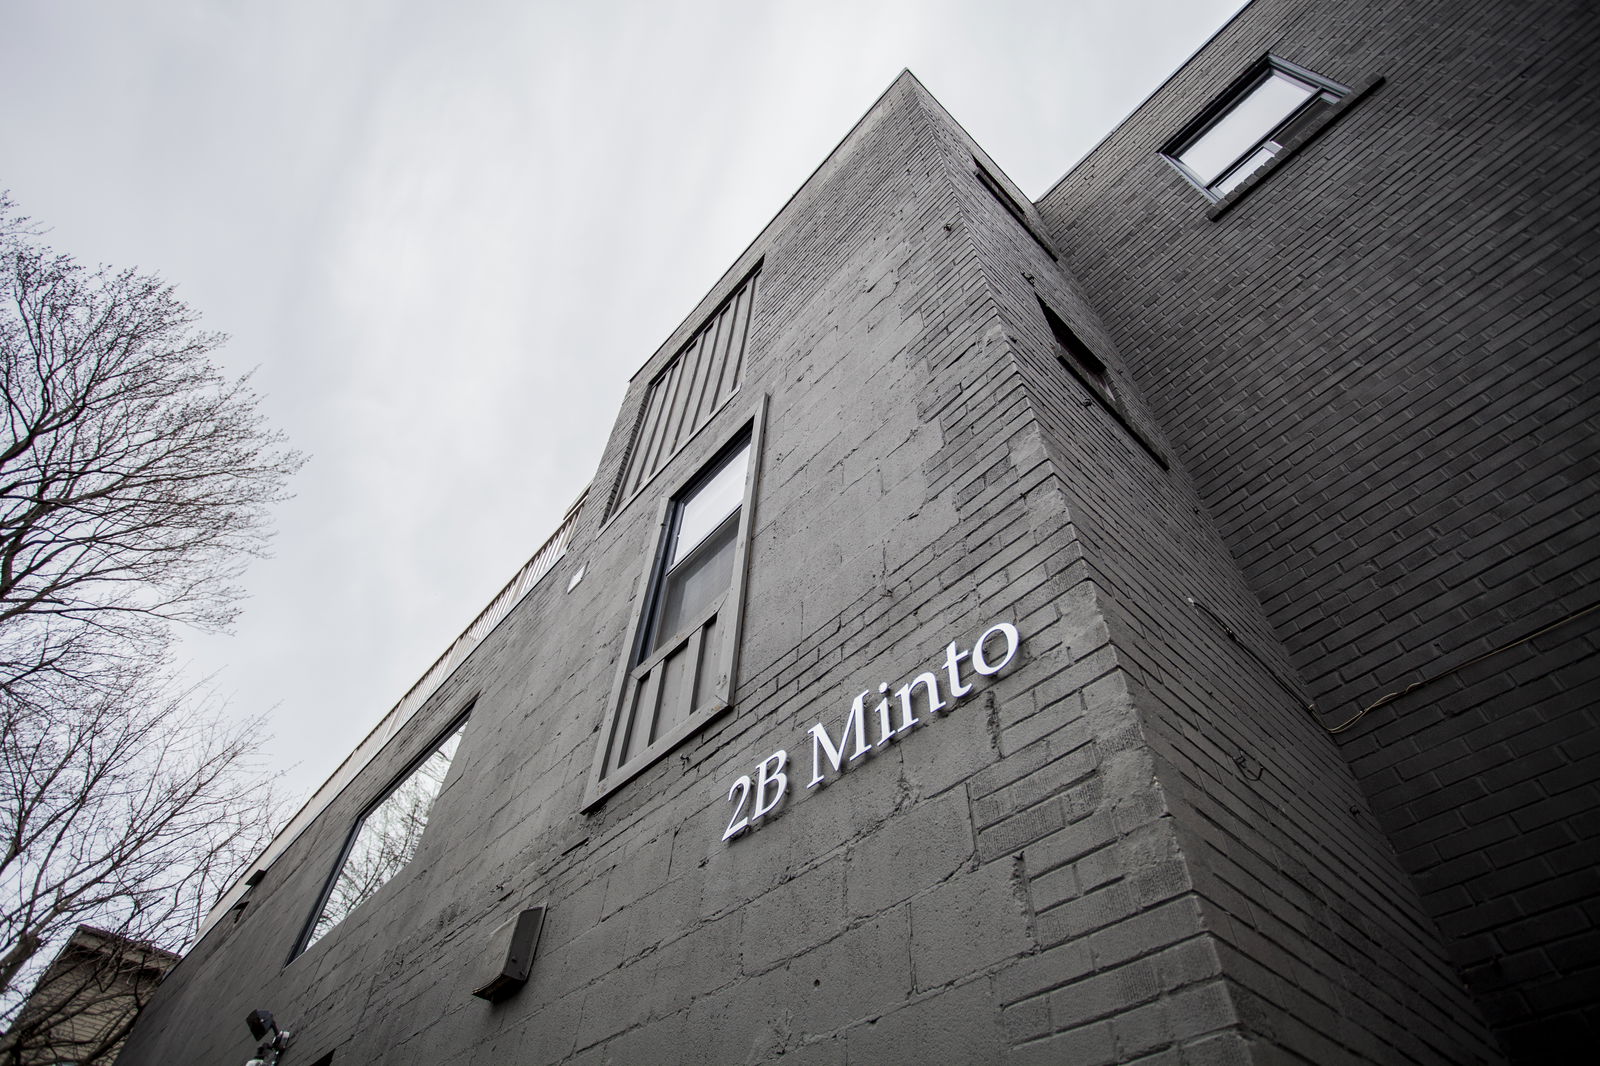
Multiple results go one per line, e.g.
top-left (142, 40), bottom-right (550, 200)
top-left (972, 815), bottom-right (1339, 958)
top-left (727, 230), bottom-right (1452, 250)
top-left (1165, 58), bottom-right (1348, 200)
top-left (296, 717), bottom-right (467, 956)
top-left (1040, 301), bottom-right (1120, 404)
top-left (1038, 299), bottom-right (1167, 469)
top-left (974, 158), bottom-right (1058, 260)
top-left (584, 404), bottom-right (766, 810)
top-left (1040, 301), bottom-right (1116, 406)
top-left (644, 441), bottom-right (748, 656)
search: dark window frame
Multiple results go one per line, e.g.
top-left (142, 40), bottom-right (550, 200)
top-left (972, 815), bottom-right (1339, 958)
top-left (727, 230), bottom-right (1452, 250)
top-left (583, 397), bottom-right (767, 811)
top-left (973, 157), bottom-right (1059, 260)
top-left (1038, 299), bottom-right (1167, 469)
top-left (1163, 55), bottom-right (1363, 208)
top-left (289, 707), bottom-right (472, 962)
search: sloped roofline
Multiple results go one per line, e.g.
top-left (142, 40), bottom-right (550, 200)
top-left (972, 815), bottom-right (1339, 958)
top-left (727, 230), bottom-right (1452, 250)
top-left (1038, 0), bottom-right (1253, 200)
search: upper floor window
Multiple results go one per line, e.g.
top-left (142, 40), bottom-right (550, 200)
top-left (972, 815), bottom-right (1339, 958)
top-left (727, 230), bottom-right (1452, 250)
top-left (1038, 299), bottom-right (1167, 469)
top-left (584, 402), bottom-right (766, 811)
top-left (295, 716), bottom-right (467, 956)
top-left (1040, 300), bottom-right (1117, 409)
top-left (642, 438), bottom-right (748, 657)
top-left (1165, 57), bottom-right (1348, 201)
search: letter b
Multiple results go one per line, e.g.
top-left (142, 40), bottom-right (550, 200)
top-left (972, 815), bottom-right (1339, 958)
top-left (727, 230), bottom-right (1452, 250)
top-left (754, 749), bottom-right (788, 819)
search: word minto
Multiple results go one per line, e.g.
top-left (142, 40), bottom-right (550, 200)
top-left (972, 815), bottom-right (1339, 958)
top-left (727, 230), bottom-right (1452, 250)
top-left (721, 621), bottom-right (1020, 841)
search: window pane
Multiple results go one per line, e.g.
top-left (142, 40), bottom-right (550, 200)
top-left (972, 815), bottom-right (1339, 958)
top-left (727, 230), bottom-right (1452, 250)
top-left (655, 513), bottom-right (738, 650)
top-left (306, 726), bottom-right (464, 949)
top-left (1212, 145), bottom-right (1279, 196)
top-left (1179, 70), bottom-right (1315, 185)
top-left (670, 441), bottom-right (749, 566)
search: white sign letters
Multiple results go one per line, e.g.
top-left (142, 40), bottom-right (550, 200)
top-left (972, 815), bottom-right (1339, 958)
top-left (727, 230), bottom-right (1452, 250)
top-left (720, 620), bottom-right (1019, 842)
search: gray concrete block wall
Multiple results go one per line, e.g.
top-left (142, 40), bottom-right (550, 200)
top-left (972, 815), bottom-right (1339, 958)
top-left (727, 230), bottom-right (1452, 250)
top-left (919, 85), bottom-right (1498, 1064)
top-left (1036, 0), bottom-right (1600, 1057)
top-left (120, 73), bottom-right (1219, 1065)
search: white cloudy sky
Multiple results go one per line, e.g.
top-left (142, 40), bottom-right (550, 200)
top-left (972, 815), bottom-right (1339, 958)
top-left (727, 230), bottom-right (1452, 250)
top-left (0, 0), bottom-right (1243, 807)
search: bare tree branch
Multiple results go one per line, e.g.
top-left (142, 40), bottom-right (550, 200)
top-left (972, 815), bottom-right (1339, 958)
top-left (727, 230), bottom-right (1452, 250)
top-left (0, 194), bottom-right (296, 1064)
top-left (0, 194), bottom-right (303, 657)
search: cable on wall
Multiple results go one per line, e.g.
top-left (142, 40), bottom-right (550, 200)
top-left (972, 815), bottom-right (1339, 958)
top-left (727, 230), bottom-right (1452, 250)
top-left (1187, 594), bottom-right (1600, 736)
top-left (1323, 599), bottom-right (1600, 734)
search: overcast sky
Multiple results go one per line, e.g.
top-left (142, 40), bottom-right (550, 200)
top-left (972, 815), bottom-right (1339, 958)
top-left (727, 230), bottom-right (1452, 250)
top-left (1, 0), bottom-right (1244, 808)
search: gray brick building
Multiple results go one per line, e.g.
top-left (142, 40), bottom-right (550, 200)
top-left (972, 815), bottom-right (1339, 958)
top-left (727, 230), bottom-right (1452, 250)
top-left (115, 0), bottom-right (1597, 1062)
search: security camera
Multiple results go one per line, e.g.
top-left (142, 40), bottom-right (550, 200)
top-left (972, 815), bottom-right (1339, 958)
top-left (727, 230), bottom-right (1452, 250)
top-left (246, 1009), bottom-right (276, 1041)
top-left (243, 1009), bottom-right (292, 1064)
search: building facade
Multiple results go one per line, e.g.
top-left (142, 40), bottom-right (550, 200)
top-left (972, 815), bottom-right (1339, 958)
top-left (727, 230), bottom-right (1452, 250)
top-left (117, 0), bottom-right (1597, 1063)
top-left (2, 926), bottom-right (178, 1065)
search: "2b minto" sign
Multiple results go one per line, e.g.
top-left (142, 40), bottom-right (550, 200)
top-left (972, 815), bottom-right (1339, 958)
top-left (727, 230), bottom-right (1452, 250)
top-left (721, 621), bottom-right (1020, 842)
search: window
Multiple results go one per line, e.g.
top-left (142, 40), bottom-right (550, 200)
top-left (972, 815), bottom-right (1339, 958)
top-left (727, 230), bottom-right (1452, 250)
top-left (1038, 299), bottom-right (1167, 469)
top-left (1165, 57), bottom-right (1348, 200)
top-left (1040, 300), bottom-right (1117, 408)
top-left (584, 402), bottom-right (766, 810)
top-left (295, 717), bottom-right (467, 956)
top-left (642, 440), bottom-right (748, 657)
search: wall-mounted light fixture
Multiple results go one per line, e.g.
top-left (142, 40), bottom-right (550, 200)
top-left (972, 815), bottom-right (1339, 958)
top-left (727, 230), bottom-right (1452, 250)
top-left (470, 906), bottom-right (545, 1002)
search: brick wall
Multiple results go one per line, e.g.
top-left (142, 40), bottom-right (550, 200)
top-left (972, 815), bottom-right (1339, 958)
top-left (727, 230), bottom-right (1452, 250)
top-left (1036, 0), bottom-right (1600, 1058)
top-left (922, 85), bottom-right (1498, 1062)
top-left (123, 73), bottom-right (1211, 1066)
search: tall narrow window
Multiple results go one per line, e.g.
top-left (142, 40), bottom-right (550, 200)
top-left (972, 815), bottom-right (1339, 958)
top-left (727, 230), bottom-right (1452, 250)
top-left (1165, 58), bottom-right (1348, 200)
top-left (585, 403), bottom-right (765, 810)
top-left (296, 718), bottom-right (467, 956)
top-left (1040, 300), bottom-right (1117, 409)
top-left (643, 441), bottom-right (748, 657)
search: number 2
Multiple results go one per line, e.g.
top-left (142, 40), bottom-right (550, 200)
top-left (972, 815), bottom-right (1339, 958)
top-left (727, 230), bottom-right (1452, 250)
top-left (722, 775), bottom-right (753, 841)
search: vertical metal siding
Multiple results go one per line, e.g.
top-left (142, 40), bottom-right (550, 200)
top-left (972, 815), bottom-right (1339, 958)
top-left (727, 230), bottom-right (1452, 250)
top-left (610, 269), bottom-right (759, 515)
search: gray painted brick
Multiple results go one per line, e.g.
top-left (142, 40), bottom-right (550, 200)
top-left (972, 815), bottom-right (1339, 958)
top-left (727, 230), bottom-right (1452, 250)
top-left (116, 5), bottom-right (1583, 1064)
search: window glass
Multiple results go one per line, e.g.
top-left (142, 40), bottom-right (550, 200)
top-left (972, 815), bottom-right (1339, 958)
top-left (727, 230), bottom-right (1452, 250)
top-left (655, 513), bottom-right (739, 650)
top-left (1178, 69), bottom-right (1315, 185)
top-left (669, 442), bottom-right (748, 566)
top-left (586, 413), bottom-right (763, 811)
top-left (304, 724), bottom-right (464, 950)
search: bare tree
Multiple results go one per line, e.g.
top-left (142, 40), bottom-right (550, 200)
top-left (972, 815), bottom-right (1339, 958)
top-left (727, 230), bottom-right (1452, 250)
top-left (0, 195), bottom-right (301, 692)
top-left (0, 195), bottom-right (300, 1061)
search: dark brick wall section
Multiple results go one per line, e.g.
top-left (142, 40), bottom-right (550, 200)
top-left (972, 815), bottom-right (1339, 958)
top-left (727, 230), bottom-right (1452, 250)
top-left (917, 89), bottom-right (1497, 1063)
top-left (1038, 0), bottom-right (1600, 1057)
